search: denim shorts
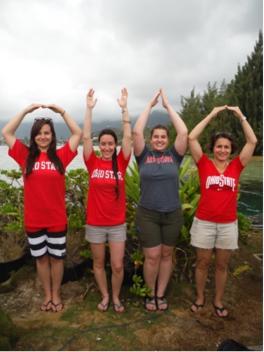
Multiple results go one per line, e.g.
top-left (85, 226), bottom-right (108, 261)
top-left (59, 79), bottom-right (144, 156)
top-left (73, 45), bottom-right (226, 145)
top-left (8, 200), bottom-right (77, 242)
top-left (190, 217), bottom-right (238, 250)
top-left (85, 223), bottom-right (127, 243)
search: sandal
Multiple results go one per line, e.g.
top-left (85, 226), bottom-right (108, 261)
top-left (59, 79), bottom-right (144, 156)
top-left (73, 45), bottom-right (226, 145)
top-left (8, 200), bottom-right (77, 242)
top-left (113, 302), bottom-right (125, 313)
top-left (144, 296), bottom-right (157, 312)
top-left (190, 301), bottom-right (205, 313)
top-left (40, 300), bottom-right (52, 312)
top-left (97, 299), bottom-right (109, 312)
top-left (156, 296), bottom-right (168, 311)
top-left (51, 302), bottom-right (64, 313)
top-left (213, 304), bottom-right (229, 318)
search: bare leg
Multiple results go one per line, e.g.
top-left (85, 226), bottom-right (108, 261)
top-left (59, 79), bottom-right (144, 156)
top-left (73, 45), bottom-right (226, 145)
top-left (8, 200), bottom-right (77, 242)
top-left (156, 245), bottom-right (174, 310)
top-left (214, 248), bottom-right (232, 317)
top-left (191, 248), bottom-right (213, 312)
top-left (156, 245), bottom-right (174, 296)
top-left (50, 256), bottom-right (64, 311)
top-left (143, 245), bottom-right (161, 310)
top-left (36, 255), bottom-right (52, 310)
top-left (90, 243), bottom-right (109, 310)
top-left (109, 241), bottom-right (125, 312)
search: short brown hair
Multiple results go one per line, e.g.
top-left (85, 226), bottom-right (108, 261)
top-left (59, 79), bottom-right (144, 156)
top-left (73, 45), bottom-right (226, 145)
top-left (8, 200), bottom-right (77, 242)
top-left (150, 124), bottom-right (169, 138)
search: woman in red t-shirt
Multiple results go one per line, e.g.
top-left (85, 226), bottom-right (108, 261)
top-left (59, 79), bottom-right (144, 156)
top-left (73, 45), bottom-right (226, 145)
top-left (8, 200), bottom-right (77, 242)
top-left (2, 104), bottom-right (82, 312)
top-left (83, 88), bottom-right (132, 313)
top-left (188, 105), bottom-right (257, 317)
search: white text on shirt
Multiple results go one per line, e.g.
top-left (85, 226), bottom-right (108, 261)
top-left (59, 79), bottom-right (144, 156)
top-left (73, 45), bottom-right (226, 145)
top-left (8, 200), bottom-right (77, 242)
top-left (205, 175), bottom-right (236, 191)
top-left (91, 169), bottom-right (123, 181)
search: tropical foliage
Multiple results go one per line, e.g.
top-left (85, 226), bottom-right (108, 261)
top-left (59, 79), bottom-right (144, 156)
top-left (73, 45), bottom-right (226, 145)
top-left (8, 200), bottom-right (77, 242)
top-left (0, 157), bottom-right (253, 290)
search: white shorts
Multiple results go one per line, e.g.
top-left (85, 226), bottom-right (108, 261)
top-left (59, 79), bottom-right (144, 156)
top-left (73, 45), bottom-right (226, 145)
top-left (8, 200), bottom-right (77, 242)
top-left (85, 223), bottom-right (127, 243)
top-left (190, 217), bottom-right (238, 250)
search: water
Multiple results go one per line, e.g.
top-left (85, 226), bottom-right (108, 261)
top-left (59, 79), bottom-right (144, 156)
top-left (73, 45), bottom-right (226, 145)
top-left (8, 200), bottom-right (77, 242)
top-left (0, 145), bottom-right (135, 170)
top-left (0, 146), bottom-right (262, 224)
top-left (0, 145), bottom-right (87, 170)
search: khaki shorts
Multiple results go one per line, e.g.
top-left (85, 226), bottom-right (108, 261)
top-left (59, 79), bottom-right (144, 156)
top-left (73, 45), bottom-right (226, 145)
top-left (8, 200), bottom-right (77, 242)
top-left (136, 206), bottom-right (183, 248)
top-left (85, 224), bottom-right (127, 243)
top-left (190, 217), bottom-right (238, 250)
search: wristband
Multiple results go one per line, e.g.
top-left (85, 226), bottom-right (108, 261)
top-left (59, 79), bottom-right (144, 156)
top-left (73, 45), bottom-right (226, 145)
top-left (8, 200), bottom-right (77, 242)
top-left (61, 110), bottom-right (66, 116)
top-left (240, 115), bottom-right (247, 122)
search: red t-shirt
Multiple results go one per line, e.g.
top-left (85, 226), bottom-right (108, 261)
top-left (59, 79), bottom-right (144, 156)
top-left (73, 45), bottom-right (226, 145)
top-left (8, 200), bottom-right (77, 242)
top-left (9, 139), bottom-right (77, 228)
top-left (84, 149), bottom-right (130, 226)
top-left (195, 154), bottom-right (244, 223)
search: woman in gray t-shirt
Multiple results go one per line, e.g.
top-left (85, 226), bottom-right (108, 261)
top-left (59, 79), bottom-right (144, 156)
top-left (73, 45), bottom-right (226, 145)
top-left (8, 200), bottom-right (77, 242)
top-left (133, 89), bottom-right (188, 311)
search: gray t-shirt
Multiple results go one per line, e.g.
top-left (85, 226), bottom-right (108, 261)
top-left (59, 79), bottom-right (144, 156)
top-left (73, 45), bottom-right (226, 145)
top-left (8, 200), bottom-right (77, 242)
top-left (136, 145), bottom-right (183, 212)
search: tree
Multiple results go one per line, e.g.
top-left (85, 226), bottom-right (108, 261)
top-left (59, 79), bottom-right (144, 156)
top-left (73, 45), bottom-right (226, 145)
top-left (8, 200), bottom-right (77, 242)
top-left (179, 32), bottom-right (262, 155)
top-left (168, 88), bottom-right (202, 147)
top-left (226, 31), bottom-right (263, 154)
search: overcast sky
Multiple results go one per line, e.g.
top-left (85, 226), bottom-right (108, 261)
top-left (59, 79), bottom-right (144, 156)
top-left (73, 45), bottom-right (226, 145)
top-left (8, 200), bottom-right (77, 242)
top-left (0, 0), bottom-right (262, 122)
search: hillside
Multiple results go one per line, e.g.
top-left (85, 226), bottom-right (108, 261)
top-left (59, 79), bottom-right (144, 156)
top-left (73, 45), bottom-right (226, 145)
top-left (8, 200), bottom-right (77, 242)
top-left (0, 110), bottom-right (170, 141)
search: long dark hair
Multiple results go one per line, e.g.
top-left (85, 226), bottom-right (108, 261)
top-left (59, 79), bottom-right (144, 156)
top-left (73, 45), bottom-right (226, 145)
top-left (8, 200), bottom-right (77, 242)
top-left (25, 118), bottom-right (64, 176)
top-left (98, 128), bottom-right (119, 199)
top-left (209, 131), bottom-right (237, 154)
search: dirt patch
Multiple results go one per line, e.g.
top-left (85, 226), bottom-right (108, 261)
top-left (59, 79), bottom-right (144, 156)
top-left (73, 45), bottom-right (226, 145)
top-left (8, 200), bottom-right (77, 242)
top-left (0, 230), bottom-right (262, 351)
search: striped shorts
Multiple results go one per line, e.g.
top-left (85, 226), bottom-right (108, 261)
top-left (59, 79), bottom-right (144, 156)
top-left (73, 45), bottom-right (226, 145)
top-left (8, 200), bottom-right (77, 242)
top-left (26, 227), bottom-right (67, 259)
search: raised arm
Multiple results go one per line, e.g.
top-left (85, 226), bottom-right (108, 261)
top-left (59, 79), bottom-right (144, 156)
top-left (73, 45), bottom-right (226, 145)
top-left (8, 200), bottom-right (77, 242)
top-left (44, 104), bottom-right (82, 152)
top-left (226, 106), bottom-right (257, 166)
top-left (117, 88), bottom-right (132, 159)
top-left (133, 91), bottom-right (160, 156)
top-left (188, 106), bottom-right (227, 163)
top-left (160, 89), bottom-right (188, 156)
top-left (82, 89), bottom-right (97, 160)
top-left (2, 104), bottom-right (43, 148)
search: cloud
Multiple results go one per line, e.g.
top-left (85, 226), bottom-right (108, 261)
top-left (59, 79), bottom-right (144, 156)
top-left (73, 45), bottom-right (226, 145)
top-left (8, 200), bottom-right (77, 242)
top-left (0, 0), bottom-right (262, 122)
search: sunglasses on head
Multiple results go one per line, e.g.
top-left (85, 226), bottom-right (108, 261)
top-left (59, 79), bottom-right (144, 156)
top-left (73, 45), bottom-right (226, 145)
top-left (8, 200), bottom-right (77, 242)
top-left (34, 118), bottom-right (52, 122)
top-left (214, 131), bottom-right (232, 138)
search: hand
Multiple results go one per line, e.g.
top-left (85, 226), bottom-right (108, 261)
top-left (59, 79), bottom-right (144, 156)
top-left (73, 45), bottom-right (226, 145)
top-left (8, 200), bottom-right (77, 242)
top-left (86, 89), bottom-right (97, 109)
top-left (149, 90), bottom-right (160, 108)
top-left (43, 104), bottom-right (65, 114)
top-left (160, 89), bottom-right (170, 109)
top-left (210, 106), bottom-right (227, 118)
top-left (226, 106), bottom-right (243, 119)
top-left (117, 88), bottom-right (128, 109)
top-left (23, 103), bottom-right (43, 114)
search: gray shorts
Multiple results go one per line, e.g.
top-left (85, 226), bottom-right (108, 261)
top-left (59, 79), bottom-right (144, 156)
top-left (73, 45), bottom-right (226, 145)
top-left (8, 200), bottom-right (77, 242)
top-left (85, 223), bottom-right (127, 243)
top-left (190, 217), bottom-right (238, 250)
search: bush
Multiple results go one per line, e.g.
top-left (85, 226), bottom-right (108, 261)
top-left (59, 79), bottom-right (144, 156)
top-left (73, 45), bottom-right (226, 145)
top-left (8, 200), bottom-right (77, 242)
top-left (0, 171), bottom-right (25, 262)
top-left (125, 157), bottom-right (253, 285)
top-left (0, 164), bottom-right (252, 290)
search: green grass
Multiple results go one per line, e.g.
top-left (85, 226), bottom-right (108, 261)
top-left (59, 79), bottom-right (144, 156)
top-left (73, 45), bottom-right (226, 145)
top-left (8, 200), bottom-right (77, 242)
top-left (240, 156), bottom-right (263, 183)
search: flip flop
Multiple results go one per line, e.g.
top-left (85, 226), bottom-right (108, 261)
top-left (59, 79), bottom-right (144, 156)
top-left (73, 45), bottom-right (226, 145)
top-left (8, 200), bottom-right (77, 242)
top-left (51, 302), bottom-right (64, 313)
top-left (213, 304), bottom-right (229, 318)
top-left (97, 300), bottom-right (109, 312)
top-left (156, 296), bottom-right (168, 311)
top-left (40, 300), bottom-right (52, 312)
top-left (190, 301), bottom-right (205, 313)
top-left (144, 296), bottom-right (157, 312)
top-left (113, 302), bottom-right (125, 313)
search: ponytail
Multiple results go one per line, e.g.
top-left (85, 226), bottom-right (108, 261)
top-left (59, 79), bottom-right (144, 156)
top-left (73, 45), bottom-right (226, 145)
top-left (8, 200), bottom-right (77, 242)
top-left (112, 148), bottom-right (119, 199)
